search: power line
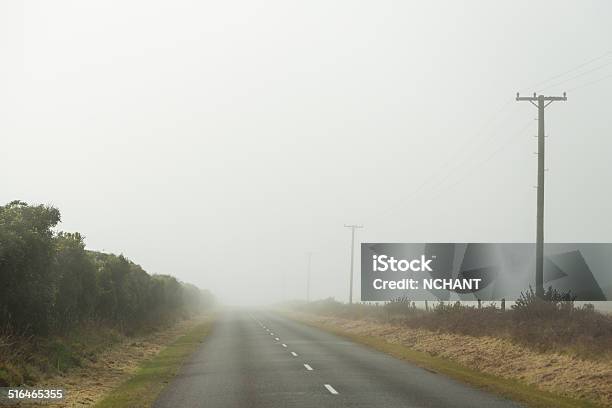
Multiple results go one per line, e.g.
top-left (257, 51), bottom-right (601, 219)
top-left (364, 51), bottom-right (606, 231)
top-left (531, 51), bottom-right (612, 90)
top-left (419, 119), bottom-right (534, 203)
top-left (371, 104), bottom-right (522, 221)
top-left (539, 59), bottom-right (612, 92)
top-left (567, 72), bottom-right (612, 92)
top-left (418, 51), bottom-right (612, 213)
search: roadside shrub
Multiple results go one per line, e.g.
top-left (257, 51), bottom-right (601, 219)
top-left (511, 286), bottom-right (576, 319)
top-left (0, 201), bottom-right (60, 334)
top-left (0, 201), bottom-right (214, 336)
top-left (383, 297), bottom-right (417, 320)
top-left (509, 287), bottom-right (610, 356)
top-left (405, 301), bottom-right (509, 336)
top-left (293, 292), bottom-right (612, 359)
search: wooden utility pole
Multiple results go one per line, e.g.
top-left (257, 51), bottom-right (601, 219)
top-left (344, 224), bottom-right (363, 304)
top-left (306, 252), bottom-right (312, 302)
top-left (516, 92), bottom-right (567, 298)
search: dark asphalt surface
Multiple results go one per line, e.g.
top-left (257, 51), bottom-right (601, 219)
top-left (153, 310), bottom-right (523, 408)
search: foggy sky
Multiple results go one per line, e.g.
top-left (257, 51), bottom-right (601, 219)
top-left (2, 1), bottom-right (611, 305)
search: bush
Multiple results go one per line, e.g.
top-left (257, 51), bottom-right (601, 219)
top-left (0, 201), bottom-right (60, 334)
top-left (511, 286), bottom-right (576, 319)
top-left (508, 287), bottom-right (610, 356)
top-left (0, 201), bottom-right (213, 336)
top-left (293, 293), bottom-right (612, 359)
top-left (383, 297), bottom-right (417, 319)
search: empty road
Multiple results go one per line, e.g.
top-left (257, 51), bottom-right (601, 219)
top-left (153, 310), bottom-right (522, 408)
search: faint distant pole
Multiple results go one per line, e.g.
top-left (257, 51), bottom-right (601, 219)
top-left (282, 268), bottom-right (286, 301)
top-left (306, 252), bottom-right (312, 302)
top-left (344, 224), bottom-right (363, 304)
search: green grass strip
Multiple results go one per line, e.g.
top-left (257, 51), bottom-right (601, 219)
top-left (94, 320), bottom-right (213, 408)
top-left (295, 317), bottom-right (604, 408)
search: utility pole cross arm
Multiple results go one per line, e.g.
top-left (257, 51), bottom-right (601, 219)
top-left (516, 92), bottom-right (567, 101)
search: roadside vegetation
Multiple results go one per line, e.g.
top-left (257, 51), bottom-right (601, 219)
top-left (299, 319), bottom-right (604, 408)
top-left (290, 290), bottom-right (612, 360)
top-left (94, 320), bottom-right (213, 408)
top-left (0, 201), bottom-right (214, 386)
top-left (285, 292), bottom-right (612, 407)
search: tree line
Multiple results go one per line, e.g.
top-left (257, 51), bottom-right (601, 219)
top-left (0, 201), bottom-right (213, 335)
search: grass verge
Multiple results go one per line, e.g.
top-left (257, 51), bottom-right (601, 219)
top-left (1, 325), bottom-right (125, 386)
top-left (94, 320), bottom-right (213, 408)
top-left (292, 315), bottom-right (605, 408)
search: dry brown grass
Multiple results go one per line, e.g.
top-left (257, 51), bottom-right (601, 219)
top-left (2, 317), bottom-right (208, 408)
top-left (294, 297), bottom-right (612, 360)
top-left (291, 312), bottom-right (612, 407)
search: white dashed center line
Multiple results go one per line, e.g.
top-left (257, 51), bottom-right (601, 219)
top-left (324, 384), bottom-right (339, 395)
top-left (303, 364), bottom-right (313, 371)
top-left (290, 351), bottom-right (298, 357)
top-left (282, 344), bottom-right (287, 348)
top-left (275, 337), bottom-right (280, 341)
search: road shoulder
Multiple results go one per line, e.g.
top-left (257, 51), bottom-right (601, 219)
top-left (92, 318), bottom-right (213, 408)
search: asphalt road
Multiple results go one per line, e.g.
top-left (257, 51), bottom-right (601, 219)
top-left (153, 310), bottom-right (522, 408)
